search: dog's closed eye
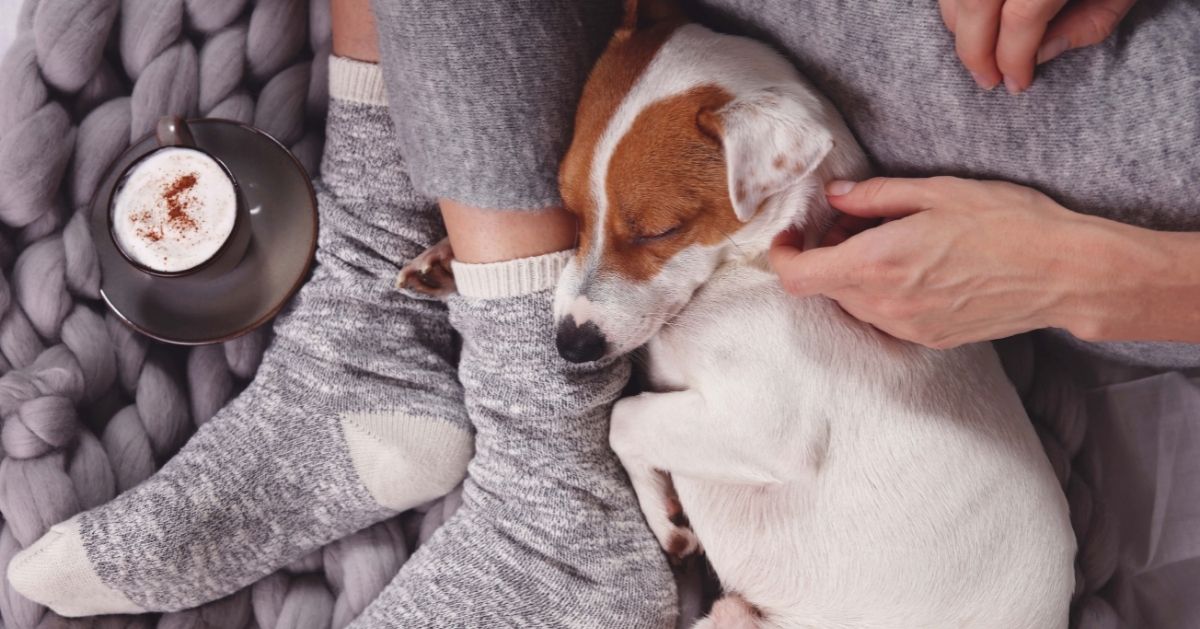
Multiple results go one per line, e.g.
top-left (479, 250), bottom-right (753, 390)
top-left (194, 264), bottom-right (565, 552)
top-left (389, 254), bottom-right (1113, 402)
top-left (633, 224), bottom-right (683, 244)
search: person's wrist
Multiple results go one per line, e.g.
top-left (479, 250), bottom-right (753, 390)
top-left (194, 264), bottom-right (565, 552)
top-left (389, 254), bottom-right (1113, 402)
top-left (1046, 215), bottom-right (1179, 341)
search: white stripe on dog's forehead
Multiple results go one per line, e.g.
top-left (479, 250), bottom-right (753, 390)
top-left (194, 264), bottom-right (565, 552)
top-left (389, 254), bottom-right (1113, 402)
top-left (585, 24), bottom-right (804, 271)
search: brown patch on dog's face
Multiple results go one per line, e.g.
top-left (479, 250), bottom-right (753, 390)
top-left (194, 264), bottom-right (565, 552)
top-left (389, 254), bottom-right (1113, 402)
top-left (599, 85), bottom-right (739, 281)
top-left (559, 18), bottom-right (685, 263)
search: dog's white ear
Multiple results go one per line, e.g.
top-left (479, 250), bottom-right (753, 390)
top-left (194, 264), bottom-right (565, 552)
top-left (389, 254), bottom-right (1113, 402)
top-left (699, 88), bottom-right (834, 222)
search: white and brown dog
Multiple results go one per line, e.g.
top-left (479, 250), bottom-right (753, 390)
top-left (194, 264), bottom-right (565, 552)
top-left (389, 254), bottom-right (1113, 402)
top-left (549, 1), bottom-right (1075, 627)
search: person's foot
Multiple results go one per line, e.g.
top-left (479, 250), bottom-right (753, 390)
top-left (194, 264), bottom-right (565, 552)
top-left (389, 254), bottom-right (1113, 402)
top-left (348, 253), bottom-right (678, 628)
top-left (7, 58), bottom-right (472, 616)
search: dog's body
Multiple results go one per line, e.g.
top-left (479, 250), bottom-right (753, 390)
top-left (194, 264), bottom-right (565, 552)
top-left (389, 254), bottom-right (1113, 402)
top-left (551, 4), bottom-right (1076, 627)
top-left (635, 266), bottom-right (1072, 628)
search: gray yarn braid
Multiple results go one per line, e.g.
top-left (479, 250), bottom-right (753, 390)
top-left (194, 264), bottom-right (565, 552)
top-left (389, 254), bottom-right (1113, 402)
top-left (997, 335), bottom-right (1119, 629)
top-left (0, 0), bottom-right (460, 627)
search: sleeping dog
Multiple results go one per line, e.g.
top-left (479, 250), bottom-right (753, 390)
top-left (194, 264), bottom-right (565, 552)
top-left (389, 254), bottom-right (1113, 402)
top-left (399, 1), bottom-right (1075, 626)
top-left (550, 1), bottom-right (1075, 627)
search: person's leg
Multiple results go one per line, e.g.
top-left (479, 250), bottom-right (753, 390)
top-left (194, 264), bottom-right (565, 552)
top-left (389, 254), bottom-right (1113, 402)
top-left (7, 2), bottom-right (472, 615)
top-left (436, 199), bottom-right (576, 263)
top-left (345, 208), bottom-right (676, 625)
top-left (331, 0), bottom-right (382, 63)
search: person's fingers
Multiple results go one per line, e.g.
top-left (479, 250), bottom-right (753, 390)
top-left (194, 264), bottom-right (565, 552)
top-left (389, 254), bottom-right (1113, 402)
top-left (768, 231), bottom-right (851, 297)
top-left (953, 0), bottom-right (1005, 89)
top-left (824, 178), bottom-right (940, 219)
top-left (821, 214), bottom-right (880, 247)
top-left (995, 0), bottom-right (1067, 93)
top-left (1036, 0), bottom-right (1134, 64)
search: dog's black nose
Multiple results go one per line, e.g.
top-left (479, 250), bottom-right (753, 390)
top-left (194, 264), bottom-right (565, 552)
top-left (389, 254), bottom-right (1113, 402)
top-left (555, 316), bottom-right (608, 363)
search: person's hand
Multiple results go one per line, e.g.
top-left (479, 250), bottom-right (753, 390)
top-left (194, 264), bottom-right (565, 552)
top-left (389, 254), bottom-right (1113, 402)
top-left (769, 177), bottom-right (1111, 349)
top-left (938, 0), bottom-right (1136, 93)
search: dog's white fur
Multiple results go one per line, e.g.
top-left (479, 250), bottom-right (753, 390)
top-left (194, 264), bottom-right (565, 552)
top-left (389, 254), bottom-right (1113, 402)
top-left (554, 23), bottom-right (1075, 629)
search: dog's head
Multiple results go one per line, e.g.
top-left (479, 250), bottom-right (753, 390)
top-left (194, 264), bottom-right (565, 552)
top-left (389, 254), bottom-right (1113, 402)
top-left (553, 0), bottom-right (842, 363)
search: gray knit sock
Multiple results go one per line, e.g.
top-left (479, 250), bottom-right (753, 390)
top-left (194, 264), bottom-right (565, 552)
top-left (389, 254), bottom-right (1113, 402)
top-left (348, 252), bottom-right (677, 629)
top-left (7, 58), bottom-right (472, 616)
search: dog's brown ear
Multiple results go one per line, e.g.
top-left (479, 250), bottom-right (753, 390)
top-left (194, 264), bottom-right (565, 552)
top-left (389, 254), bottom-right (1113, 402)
top-left (618, 0), bottom-right (685, 36)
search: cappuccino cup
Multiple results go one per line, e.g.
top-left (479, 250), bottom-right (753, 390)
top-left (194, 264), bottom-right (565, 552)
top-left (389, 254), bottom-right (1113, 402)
top-left (109, 117), bottom-right (250, 279)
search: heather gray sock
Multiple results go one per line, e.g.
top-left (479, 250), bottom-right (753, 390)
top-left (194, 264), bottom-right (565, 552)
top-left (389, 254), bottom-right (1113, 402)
top-left (7, 58), bottom-right (472, 616)
top-left (347, 252), bottom-right (677, 629)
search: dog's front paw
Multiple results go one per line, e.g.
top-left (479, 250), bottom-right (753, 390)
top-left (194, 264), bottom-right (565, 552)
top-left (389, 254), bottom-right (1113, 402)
top-left (660, 494), bottom-right (703, 563)
top-left (396, 238), bottom-right (456, 298)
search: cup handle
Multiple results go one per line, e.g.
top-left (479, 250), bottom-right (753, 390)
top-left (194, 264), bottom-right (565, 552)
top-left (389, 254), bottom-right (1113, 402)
top-left (156, 116), bottom-right (196, 148)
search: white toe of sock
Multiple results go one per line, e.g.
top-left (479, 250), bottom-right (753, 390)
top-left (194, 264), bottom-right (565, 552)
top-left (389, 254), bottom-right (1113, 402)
top-left (7, 515), bottom-right (145, 617)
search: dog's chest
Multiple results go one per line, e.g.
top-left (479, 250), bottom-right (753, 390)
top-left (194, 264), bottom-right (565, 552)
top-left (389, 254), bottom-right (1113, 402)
top-left (642, 284), bottom-right (754, 392)
top-left (645, 264), bottom-right (788, 384)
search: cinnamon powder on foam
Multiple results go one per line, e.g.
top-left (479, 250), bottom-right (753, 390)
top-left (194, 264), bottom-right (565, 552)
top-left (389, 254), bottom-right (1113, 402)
top-left (131, 172), bottom-right (202, 245)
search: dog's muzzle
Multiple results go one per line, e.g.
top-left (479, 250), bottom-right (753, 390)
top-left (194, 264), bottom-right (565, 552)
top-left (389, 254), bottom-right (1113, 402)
top-left (555, 316), bottom-right (608, 363)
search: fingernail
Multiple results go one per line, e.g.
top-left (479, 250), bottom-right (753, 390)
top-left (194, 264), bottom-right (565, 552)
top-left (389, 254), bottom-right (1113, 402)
top-left (826, 180), bottom-right (856, 196)
top-left (970, 71), bottom-right (998, 90)
top-left (1004, 75), bottom-right (1022, 95)
top-left (1036, 37), bottom-right (1069, 65)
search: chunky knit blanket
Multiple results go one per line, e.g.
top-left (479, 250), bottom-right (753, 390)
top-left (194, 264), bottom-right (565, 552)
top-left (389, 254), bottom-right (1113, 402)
top-left (0, 0), bottom-right (1126, 628)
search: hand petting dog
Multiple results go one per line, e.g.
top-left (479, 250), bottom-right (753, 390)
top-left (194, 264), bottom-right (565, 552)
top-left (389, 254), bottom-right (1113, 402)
top-left (769, 176), bottom-right (1176, 350)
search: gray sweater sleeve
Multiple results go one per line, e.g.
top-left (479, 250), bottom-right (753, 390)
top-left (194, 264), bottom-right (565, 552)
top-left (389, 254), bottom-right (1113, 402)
top-left (370, 1), bottom-right (619, 210)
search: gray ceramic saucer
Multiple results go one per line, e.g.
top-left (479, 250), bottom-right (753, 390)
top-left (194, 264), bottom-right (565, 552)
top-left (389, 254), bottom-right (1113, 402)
top-left (92, 119), bottom-right (317, 345)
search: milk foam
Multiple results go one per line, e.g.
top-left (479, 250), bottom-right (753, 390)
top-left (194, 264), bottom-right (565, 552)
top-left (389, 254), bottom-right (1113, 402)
top-left (112, 147), bottom-right (238, 273)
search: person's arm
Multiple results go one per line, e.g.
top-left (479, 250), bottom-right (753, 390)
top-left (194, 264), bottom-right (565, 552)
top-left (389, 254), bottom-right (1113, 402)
top-left (1052, 219), bottom-right (1200, 344)
top-left (768, 176), bottom-right (1200, 349)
